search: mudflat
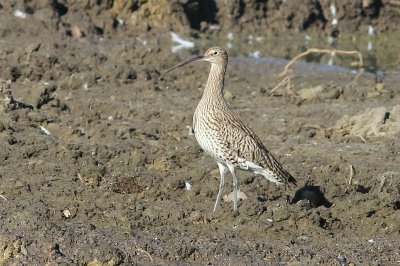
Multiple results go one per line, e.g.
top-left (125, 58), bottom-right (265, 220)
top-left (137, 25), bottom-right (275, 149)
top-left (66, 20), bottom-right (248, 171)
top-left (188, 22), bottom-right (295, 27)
top-left (0, 1), bottom-right (399, 264)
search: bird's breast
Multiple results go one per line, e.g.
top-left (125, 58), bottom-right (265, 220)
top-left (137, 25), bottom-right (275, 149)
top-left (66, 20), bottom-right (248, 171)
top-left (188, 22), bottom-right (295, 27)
top-left (193, 107), bottom-right (226, 161)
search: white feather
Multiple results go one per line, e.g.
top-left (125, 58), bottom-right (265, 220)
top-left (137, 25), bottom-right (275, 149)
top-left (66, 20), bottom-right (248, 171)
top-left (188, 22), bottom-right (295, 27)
top-left (238, 158), bottom-right (283, 185)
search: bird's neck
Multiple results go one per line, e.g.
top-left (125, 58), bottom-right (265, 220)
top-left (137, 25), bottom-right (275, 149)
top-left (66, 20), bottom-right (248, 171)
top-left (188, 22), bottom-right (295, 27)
top-left (202, 63), bottom-right (227, 105)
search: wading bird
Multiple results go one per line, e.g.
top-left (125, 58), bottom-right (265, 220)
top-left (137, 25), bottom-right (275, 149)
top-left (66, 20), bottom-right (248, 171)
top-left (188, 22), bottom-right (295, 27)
top-left (160, 47), bottom-right (296, 211)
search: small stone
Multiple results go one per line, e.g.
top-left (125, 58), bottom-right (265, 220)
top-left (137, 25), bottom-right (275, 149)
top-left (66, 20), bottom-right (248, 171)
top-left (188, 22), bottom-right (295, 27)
top-left (297, 85), bottom-right (323, 100)
top-left (223, 190), bottom-right (248, 202)
top-left (145, 157), bottom-right (172, 171)
top-left (71, 25), bottom-right (84, 39)
top-left (376, 83), bottom-right (385, 91)
top-left (189, 211), bottom-right (203, 223)
top-left (131, 149), bottom-right (144, 167)
top-left (273, 207), bottom-right (290, 222)
top-left (367, 91), bottom-right (381, 98)
top-left (298, 84), bottom-right (340, 100)
top-left (26, 42), bottom-right (41, 53)
top-left (224, 90), bottom-right (235, 101)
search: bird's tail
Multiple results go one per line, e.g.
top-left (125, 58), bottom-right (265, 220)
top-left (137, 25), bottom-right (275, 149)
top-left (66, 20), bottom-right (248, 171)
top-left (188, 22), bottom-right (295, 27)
top-left (262, 151), bottom-right (297, 187)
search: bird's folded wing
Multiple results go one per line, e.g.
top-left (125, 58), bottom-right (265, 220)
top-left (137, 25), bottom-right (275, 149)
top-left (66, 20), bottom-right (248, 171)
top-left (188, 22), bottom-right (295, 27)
top-left (219, 114), bottom-right (297, 185)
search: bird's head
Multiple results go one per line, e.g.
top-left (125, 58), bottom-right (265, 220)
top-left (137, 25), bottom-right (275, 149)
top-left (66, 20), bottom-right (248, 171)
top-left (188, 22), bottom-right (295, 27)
top-left (160, 47), bottom-right (228, 80)
top-left (202, 47), bottom-right (228, 65)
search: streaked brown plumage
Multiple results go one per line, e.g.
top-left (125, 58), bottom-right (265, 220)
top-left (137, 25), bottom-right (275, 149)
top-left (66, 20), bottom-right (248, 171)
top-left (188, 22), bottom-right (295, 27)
top-left (161, 47), bottom-right (296, 211)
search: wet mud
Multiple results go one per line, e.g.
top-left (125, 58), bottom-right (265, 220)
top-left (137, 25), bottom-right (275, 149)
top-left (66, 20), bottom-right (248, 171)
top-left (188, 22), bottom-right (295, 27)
top-left (1, 1), bottom-right (400, 265)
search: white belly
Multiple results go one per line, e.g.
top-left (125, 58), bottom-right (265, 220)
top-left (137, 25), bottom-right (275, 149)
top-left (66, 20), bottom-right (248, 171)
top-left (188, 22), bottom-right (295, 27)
top-left (193, 117), bottom-right (225, 162)
top-left (195, 128), bottom-right (215, 156)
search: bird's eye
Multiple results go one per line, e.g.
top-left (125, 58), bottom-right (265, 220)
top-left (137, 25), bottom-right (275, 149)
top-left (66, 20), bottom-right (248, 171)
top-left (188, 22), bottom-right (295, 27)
top-left (213, 51), bottom-right (218, 55)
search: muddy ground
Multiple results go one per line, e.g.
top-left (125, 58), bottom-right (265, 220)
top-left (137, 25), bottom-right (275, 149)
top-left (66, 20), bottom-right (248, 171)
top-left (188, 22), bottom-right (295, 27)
top-left (1, 1), bottom-right (400, 265)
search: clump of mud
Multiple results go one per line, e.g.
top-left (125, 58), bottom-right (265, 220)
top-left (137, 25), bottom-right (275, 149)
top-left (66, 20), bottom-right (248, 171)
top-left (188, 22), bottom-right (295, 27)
top-left (334, 105), bottom-right (400, 138)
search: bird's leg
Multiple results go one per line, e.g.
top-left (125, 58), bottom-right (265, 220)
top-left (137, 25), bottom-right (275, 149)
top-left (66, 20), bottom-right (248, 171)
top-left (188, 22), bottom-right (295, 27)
top-left (228, 164), bottom-right (238, 210)
top-left (213, 162), bottom-right (227, 212)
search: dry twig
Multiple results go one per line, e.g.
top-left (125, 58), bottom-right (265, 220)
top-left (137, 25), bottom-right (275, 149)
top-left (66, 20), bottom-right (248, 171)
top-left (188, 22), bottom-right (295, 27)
top-left (358, 134), bottom-right (367, 143)
top-left (269, 76), bottom-right (296, 96)
top-left (348, 165), bottom-right (355, 185)
top-left (270, 77), bottom-right (290, 94)
top-left (136, 248), bottom-right (154, 262)
top-left (303, 124), bottom-right (324, 131)
top-left (351, 68), bottom-right (365, 85)
top-left (279, 48), bottom-right (364, 77)
top-left (77, 172), bottom-right (84, 184)
top-left (344, 164), bottom-right (355, 193)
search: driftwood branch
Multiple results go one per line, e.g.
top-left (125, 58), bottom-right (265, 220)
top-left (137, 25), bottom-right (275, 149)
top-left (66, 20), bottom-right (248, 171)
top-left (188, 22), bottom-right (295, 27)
top-left (278, 48), bottom-right (364, 77)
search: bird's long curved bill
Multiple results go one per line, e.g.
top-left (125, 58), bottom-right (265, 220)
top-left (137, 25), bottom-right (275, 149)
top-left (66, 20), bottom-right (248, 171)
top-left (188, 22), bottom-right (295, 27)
top-left (160, 55), bottom-right (204, 80)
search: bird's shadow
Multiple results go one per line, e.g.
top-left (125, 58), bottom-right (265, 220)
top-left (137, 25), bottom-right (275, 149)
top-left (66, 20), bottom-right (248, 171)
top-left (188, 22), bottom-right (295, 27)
top-left (290, 183), bottom-right (332, 208)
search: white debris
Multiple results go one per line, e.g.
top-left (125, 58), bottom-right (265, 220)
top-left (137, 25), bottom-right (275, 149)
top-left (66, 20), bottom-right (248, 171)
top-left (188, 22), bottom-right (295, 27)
top-left (368, 239), bottom-right (375, 243)
top-left (39, 125), bottom-right (51, 135)
top-left (14, 10), bottom-right (27, 19)
top-left (209, 25), bottom-right (220, 30)
top-left (185, 181), bottom-right (192, 191)
top-left (136, 37), bottom-right (147, 46)
top-left (249, 51), bottom-right (260, 58)
top-left (298, 235), bottom-right (308, 241)
top-left (368, 25), bottom-right (376, 36)
top-left (330, 3), bottom-right (338, 27)
top-left (63, 209), bottom-right (71, 218)
top-left (226, 42), bottom-right (233, 49)
top-left (248, 35), bottom-right (253, 44)
top-left (117, 18), bottom-right (124, 26)
top-left (170, 32), bottom-right (194, 53)
top-left (328, 36), bottom-right (336, 45)
top-left (227, 32), bottom-right (233, 40)
top-left (108, 116), bottom-right (113, 120)
top-left (83, 82), bottom-right (89, 91)
top-left (367, 41), bottom-right (373, 51)
top-left (330, 3), bottom-right (337, 17)
top-left (328, 51), bottom-right (335, 65)
top-left (186, 125), bottom-right (194, 136)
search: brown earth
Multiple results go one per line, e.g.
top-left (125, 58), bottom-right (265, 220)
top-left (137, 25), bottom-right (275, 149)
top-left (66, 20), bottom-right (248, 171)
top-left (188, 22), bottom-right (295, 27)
top-left (0, 1), bottom-right (400, 265)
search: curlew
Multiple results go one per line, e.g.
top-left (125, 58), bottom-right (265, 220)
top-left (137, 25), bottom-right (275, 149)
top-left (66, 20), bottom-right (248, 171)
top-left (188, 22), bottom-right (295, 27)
top-left (160, 47), bottom-right (296, 211)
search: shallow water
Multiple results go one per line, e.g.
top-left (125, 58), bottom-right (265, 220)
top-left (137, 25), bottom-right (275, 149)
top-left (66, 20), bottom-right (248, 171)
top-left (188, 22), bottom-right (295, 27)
top-left (239, 56), bottom-right (400, 81)
top-left (194, 31), bottom-right (400, 75)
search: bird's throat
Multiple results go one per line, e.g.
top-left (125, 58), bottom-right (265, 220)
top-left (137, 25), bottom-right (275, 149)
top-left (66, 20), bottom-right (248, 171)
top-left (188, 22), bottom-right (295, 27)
top-left (202, 64), bottom-right (227, 105)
